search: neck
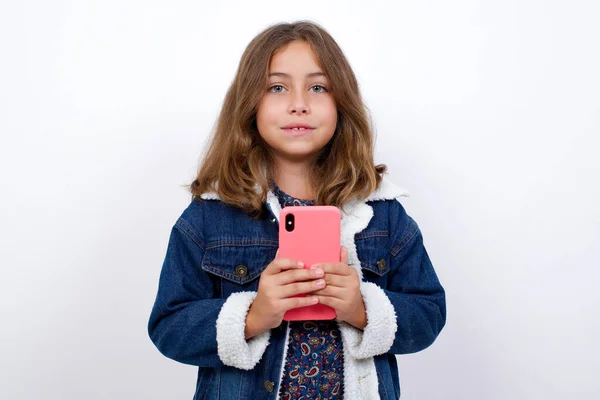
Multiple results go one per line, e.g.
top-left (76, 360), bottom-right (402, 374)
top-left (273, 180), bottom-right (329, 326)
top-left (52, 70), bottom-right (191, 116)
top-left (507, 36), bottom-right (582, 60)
top-left (270, 157), bottom-right (315, 200)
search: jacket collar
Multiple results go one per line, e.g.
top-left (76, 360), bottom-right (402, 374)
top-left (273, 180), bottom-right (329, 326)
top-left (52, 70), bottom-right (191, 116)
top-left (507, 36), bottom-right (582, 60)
top-left (200, 176), bottom-right (408, 277)
top-left (199, 175), bottom-right (409, 207)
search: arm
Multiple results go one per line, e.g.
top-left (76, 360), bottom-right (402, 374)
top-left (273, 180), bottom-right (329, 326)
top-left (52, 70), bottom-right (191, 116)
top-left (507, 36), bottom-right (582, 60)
top-left (339, 201), bottom-right (446, 359)
top-left (384, 221), bottom-right (446, 354)
top-left (147, 218), bottom-right (270, 369)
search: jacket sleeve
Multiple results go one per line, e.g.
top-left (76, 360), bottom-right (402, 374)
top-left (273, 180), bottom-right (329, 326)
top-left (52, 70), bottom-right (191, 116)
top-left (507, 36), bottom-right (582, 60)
top-left (384, 212), bottom-right (446, 355)
top-left (147, 217), bottom-right (270, 369)
top-left (339, 200), bottom-right (446, 359)
top-left (384, 201), bottom-right (446, 354)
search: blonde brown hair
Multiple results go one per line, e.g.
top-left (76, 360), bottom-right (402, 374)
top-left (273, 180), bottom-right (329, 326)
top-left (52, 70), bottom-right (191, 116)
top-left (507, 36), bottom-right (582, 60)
top-left (189, 21), bottom-right (387, 218)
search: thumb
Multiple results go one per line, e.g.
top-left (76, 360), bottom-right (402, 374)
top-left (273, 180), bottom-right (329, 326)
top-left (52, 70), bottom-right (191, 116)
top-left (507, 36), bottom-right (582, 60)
top-left (340, 246), bottom-right (348, 265)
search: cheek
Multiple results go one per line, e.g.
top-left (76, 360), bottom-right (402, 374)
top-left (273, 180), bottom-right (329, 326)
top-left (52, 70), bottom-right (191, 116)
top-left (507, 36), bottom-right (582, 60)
top-left (257, 98), bottom-right (281, 128)
top-left (256, 99), bottom-right (266, 122)
top-left (317, 98), bottom-right (338, 129)
top-left (256, 102), bottom-right (271, 135)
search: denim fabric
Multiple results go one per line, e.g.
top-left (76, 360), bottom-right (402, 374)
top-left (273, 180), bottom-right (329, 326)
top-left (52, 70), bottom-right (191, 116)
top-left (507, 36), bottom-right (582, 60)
top-left (148, 198), bottom-right (446, 399)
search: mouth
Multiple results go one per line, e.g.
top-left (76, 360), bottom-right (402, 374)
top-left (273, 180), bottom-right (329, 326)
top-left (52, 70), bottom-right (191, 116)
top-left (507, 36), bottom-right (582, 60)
top-left (281, 124), bottom-right (315, 136)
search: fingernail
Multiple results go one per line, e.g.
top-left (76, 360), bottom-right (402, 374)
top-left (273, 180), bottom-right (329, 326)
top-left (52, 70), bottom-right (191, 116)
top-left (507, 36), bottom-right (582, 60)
top-left (314, 268), bottom-right (324, 276)
top-left (311, 296), bottom-right (319, 303)
top-left (298, 261), bottom-right (304, 267)
top-left (310, 264), bottom-right (320, 269)
top-left (316, 279), bottom-right (325, 287)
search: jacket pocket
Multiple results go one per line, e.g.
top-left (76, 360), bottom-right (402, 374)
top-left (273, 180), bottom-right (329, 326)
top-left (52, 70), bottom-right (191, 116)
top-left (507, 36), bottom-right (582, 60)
top-left (355, 230), bottom-right (392, 283)
top-left (201, 239), bottom-right (277, 296)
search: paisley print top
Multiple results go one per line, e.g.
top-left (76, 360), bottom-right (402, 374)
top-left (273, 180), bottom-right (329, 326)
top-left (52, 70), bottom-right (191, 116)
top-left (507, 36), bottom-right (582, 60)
top-left (272, 183), bottom-right (344, 399)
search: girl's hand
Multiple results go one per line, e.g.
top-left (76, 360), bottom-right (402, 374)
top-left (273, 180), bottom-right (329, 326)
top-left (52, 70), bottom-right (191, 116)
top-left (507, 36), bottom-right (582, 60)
top-left (245, 251), bottom-right (326, 339)
top-left (310, 247), bottom-right (367, 330)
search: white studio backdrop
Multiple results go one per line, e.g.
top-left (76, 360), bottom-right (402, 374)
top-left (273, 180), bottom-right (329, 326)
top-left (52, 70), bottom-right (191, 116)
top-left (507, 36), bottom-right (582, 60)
top-left (1, 0), bottom-right (599, 399)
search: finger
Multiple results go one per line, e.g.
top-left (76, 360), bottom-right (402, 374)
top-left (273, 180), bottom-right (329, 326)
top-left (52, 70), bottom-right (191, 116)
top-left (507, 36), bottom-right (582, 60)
top-left (276, 267), bottom-right (324, 286)
top-left (322, 273), bottom-right (347, 288)
top-left (341, 246), bottom-right (348, 265)
top-left (264, 258), bottom-right (304, 275)
top-left (315, 295), bottom-right (343, 310)
top-left (308, 285), bottom-right (345, 300)
top-left (280, 279), bottom-right (326, 298)
top-left (313, 262), bottom-right (352, 276)
top-left (280, 295), bottom-right (319, 311)
top-left (275, 249), bottom-right (279, 258)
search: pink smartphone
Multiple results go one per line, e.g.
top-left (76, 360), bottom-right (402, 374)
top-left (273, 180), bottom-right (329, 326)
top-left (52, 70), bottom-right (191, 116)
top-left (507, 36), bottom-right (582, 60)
top-left (279, 206), bottom-right (341, 321)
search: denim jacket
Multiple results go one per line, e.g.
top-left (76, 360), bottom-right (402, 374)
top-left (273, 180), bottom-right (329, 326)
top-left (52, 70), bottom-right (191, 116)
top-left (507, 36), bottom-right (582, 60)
top-left (148, 177), bottom-right (446, 399)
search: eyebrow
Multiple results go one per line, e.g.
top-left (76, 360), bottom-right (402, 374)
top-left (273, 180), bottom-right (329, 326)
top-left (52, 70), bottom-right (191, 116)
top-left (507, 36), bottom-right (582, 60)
top-left (268, 72), bottom-right (328, 79)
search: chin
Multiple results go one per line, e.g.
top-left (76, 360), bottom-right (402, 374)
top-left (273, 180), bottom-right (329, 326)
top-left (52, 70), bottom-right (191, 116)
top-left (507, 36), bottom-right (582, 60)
top-left (275, 147), bottom-right (321, 161)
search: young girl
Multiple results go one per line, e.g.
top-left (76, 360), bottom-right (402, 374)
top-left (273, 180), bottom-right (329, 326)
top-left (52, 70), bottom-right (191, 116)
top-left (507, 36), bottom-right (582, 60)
top-left (148, 21), bottom-right (446, 400)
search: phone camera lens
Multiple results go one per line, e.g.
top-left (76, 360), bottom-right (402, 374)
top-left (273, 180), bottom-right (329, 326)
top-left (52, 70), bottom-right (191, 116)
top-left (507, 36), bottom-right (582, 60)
top-left (285, 213), bottom-right (295, 232)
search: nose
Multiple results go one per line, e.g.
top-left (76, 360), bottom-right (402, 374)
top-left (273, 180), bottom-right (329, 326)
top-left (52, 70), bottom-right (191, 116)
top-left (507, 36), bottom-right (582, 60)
top-left (291, 107), bottom-right (307, 114)
top-left (288, 90), bottom-right (309, 115)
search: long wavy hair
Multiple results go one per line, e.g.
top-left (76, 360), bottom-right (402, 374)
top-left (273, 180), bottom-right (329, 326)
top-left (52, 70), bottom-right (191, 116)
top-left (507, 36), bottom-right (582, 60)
top-left (189, 21), bottom-right (387, 218)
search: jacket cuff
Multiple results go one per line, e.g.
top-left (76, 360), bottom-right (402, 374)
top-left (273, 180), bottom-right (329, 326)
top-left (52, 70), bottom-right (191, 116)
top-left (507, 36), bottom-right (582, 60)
top-left (216, 291), bottom-right (270, 370)
top-left (338, 281), bottom-right (397, 359)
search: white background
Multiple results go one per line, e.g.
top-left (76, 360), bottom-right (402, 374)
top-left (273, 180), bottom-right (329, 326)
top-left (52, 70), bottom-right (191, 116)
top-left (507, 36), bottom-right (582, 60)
top-left (1, 0), bottom-right (599, 399)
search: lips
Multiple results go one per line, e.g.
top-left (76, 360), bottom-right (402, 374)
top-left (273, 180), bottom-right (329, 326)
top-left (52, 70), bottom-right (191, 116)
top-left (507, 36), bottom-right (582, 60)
top-left (284, 127), bottom-right (312, 131)
top-left (281, 123), bottom-right (315, 135)
top-left (282, 123), bottom-right (314, 129)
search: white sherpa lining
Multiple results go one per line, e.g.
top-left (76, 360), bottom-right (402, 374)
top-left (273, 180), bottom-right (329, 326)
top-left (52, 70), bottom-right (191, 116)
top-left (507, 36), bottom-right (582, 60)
top-left (215, 291), bottom-right (271, 370)
top-left (210, 176), bottom-right (409, 398)
top-left (338, 282), bottom-right (398, 359)
top-left (276, 324), bottom-right (291, 396)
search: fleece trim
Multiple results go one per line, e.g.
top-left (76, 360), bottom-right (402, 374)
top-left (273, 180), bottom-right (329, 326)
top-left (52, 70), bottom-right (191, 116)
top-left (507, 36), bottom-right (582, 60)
top-left (338, 282), bottom-right (398, 359)
top-left (215, 291), bottom-right (271, 370)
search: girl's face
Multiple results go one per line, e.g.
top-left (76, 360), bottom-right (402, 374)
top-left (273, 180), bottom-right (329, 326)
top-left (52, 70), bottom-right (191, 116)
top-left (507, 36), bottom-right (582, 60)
top-left (256, 40), bottom-right (337, 164)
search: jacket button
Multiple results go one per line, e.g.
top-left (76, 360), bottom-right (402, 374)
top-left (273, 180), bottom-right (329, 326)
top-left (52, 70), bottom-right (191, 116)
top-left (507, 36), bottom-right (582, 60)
top-left (235, 265), bottom-right (248, 278)
top-left (264, 380), bottom-right (274, 392)
top-left (376, 259), bottom-right (387, 271)
top-left (270, 217), bottom-right (277, 223)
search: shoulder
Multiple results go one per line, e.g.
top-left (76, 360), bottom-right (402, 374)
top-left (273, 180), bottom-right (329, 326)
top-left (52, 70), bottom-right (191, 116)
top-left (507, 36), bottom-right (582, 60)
top-left (364, 175), bottom-right (410, 202)
top-left (176, 196), bottom-right (256, 237)
top-left (363, 177), bottom-right (419, 247)
top-left (175, 197), bottom-right (227, 238)
top-left (362, 175), bottom-right (410, 222)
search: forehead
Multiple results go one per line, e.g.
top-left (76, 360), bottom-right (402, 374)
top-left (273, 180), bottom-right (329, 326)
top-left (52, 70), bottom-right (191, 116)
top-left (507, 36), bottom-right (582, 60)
top-left (268, 40), bottom-right (323, 75)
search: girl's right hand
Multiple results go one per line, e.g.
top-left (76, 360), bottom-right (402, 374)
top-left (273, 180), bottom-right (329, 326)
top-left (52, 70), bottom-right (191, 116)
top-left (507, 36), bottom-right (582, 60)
top-left (244, 251), bottom-right (325, 339)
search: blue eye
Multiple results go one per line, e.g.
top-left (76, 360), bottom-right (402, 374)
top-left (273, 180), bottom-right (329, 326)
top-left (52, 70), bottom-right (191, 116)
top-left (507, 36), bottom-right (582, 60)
top-left (311, 85), bottom-right (328, 93)
top-left (269, 85), bottom-right (285, 93)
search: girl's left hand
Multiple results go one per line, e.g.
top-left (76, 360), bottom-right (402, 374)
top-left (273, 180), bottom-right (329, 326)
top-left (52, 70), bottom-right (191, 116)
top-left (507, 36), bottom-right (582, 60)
top-left (310, 246), bottom-right (367, 330)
